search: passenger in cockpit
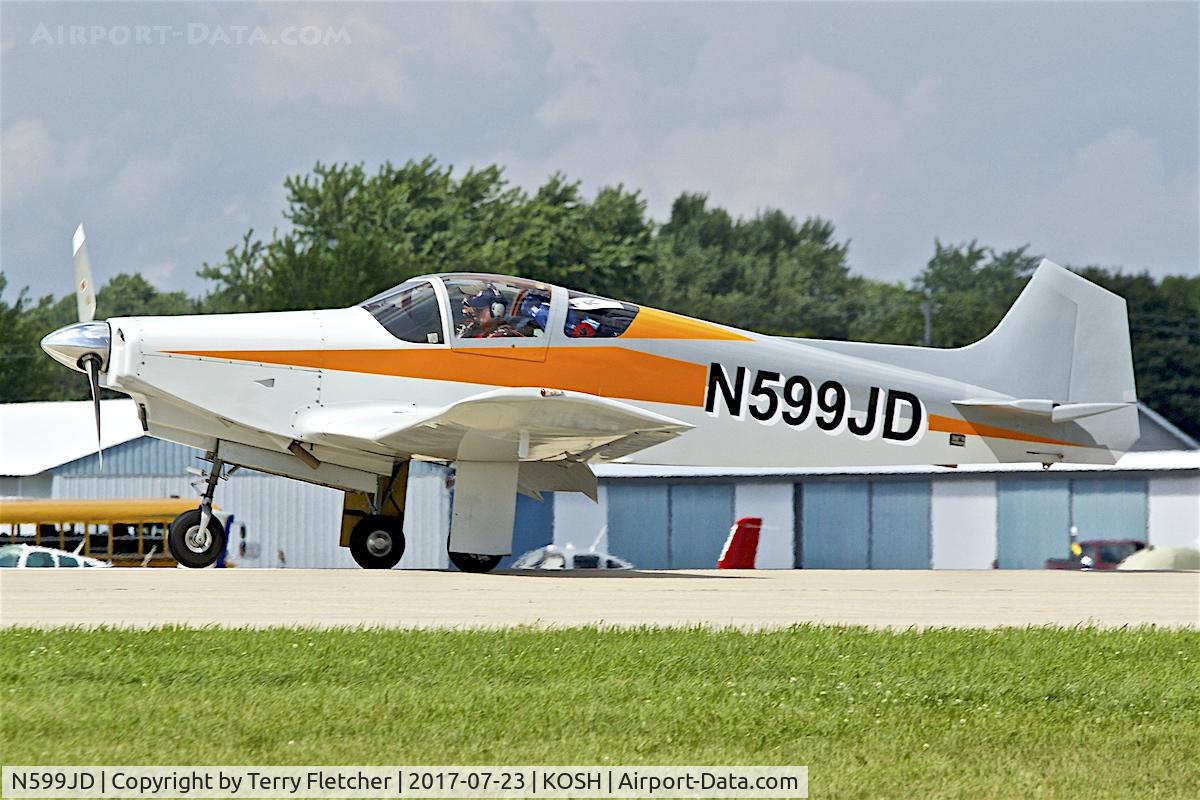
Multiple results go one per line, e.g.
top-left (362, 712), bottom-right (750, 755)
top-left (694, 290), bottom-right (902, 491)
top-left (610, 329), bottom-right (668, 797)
top-left (515, 293), bottom-right (551, 337)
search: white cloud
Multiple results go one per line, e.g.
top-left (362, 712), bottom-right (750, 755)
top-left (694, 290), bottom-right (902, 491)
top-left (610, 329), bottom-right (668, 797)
top-left (491, 15), bottom-right (947, 234)
top-left (236, 5), bottom-right (411, 109)
top-left (104, 133), bottom-right (205, 215)
top-left (142, 260), bottom-right (177, 288)
top-left (1, 118), bottom-right (102, 206)
top-left (234, 4), bottom-right (537, 111)
top-left (1015, 129), bottom-right (1198, 270)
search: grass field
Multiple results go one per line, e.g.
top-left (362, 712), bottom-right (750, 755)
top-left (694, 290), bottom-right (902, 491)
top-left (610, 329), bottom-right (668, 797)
top-left (2, 626), bottom-right (1197, 798)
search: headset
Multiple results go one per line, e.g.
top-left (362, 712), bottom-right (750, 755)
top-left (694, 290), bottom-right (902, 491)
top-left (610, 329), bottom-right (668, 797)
top-left (464, 286), bottom-right (508, 319)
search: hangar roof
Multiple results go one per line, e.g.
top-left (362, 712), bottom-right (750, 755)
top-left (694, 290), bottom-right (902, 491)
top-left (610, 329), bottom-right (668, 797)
top-left (0, 400), bottom-right (143, 477)
top-left (597, 450), bottom-right (1200, 480)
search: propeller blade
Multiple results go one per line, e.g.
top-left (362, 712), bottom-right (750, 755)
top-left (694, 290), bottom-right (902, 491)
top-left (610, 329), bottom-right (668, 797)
top-left (73, 223), bottom-right (96, 323)
top-left (85, 355), bottom-right (103, 472)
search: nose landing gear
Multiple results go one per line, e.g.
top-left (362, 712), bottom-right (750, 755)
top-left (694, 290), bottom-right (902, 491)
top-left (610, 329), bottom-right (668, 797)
top-left (167, 458), bottom-right (228, 569)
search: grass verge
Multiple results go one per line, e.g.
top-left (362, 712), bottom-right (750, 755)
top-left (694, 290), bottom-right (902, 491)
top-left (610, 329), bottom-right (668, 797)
top-left (2, 626), bottom-right (1197, 798)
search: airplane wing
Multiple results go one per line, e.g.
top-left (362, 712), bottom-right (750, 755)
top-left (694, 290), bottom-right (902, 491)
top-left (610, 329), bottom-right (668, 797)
top-left (293, 387), bottom-right (694, 464)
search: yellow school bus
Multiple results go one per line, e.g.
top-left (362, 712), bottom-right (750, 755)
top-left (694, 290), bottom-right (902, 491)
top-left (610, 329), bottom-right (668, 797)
top-left (0, 498), bottom-right (229, 567)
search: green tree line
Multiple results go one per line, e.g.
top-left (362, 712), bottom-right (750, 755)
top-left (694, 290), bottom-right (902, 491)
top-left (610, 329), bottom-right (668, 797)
top-left (2, 157), bottom-right (1196, 438)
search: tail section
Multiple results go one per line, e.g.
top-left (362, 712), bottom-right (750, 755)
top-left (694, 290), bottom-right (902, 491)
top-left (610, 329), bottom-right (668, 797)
top-left (717, 517), bottom-right (761, 569)
top-left (962, 261), bottom-right (1135, 405)
top-left (803, 260), bottom-right (1139, 458)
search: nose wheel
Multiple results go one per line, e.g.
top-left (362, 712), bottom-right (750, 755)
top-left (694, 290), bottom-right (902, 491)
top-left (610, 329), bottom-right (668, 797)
top-left (170, 457), bottom-right (230, 569)
top-left (349, 515), bottom-right (406, 569)
top-left (168, 508), bottom-right (227, 568)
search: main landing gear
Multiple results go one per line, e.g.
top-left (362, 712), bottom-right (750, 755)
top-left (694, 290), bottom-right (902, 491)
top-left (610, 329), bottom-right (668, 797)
top-left (349, 515), bottom-right (406, 569)
top-left (340, 461), bottom-right (410, 570)
top-left (444, 462), bottom-right (517, 574)
top-left (448, 552), bottom-right (502, 573)
top-left (168, 458), bottom-right (228, 569)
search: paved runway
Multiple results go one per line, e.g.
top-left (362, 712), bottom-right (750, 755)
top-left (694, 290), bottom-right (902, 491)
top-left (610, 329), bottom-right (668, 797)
top-left (2, 569), bottom-right (1196, 629)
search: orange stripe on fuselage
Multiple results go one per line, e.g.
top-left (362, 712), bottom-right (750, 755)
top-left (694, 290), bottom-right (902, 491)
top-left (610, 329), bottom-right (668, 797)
top-left (622, 308), bottom-right (753, 341)
top-left (168, 346), bottom-right (710, 408)
top-left (166, 347), bottom-right (1082, 448)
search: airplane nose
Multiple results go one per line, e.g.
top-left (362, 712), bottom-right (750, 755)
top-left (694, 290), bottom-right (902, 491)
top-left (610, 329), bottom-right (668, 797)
top-left (41, 321), bottom-right (111, 372)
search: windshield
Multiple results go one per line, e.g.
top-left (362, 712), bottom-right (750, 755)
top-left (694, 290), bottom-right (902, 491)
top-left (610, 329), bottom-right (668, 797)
top-left (1098, 542), bottom-right (1142, 564)
top-left (0, 546), bottom-right (21, 568)
top-left (25, 550), bottom-right (55, 568)
top-left (361, 280), bottom-right (444, 344)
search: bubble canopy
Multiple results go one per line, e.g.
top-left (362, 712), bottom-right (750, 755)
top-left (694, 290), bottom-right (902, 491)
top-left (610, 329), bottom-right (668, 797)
top-left (360, 274), bottom-right (639, 343)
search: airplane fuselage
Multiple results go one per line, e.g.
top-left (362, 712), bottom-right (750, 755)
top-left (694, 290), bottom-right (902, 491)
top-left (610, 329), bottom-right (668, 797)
top-left (91, 272), bottom-right (1131, 484)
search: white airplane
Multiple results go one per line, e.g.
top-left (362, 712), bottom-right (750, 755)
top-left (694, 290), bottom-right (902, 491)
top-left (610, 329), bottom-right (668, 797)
top-left (0, 543), bottom-right (110, 569)
top-left (42, 225), bottom-right (1138, 572)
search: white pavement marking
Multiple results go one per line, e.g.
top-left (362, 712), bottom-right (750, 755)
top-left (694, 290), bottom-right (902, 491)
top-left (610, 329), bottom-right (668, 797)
top-left (1, 569), bottom-right (1197, 629)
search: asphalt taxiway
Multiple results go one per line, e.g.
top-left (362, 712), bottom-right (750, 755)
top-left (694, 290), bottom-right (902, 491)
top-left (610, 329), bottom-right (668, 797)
top-left (1, 569), bottom-right (1196, 629)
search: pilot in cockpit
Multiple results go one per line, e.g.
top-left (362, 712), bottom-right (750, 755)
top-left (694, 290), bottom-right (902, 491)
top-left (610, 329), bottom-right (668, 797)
top-left (459, 286), bottom-right (523, 339)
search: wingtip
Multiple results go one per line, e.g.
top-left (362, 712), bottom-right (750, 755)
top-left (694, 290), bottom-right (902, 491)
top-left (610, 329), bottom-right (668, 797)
top-left (73, 223), bottom-right (87, 255)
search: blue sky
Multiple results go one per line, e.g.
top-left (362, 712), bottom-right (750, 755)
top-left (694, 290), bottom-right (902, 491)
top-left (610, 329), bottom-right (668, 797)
top-left (2, 1), bottom-right (1196, 300)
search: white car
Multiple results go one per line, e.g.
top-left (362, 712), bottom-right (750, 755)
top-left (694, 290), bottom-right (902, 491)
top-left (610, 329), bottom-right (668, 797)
top-left (0, 543), bottom-right (110, 568)
top-left (511, 544), bottom-right (633, 571)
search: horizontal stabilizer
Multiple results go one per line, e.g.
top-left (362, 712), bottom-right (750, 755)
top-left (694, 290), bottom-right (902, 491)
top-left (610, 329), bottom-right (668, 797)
top-left (953, 398), bottom-right (1133, 423)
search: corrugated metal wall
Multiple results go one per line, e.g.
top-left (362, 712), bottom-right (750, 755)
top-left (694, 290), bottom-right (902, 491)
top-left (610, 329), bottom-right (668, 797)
top-left (668, 483), bottom-right (735, 568)
top-left (1148, 475), bottom-right (1200, 549)
top-left (608, 484), bottom-right (669, 567)
top-left (997, 476), bottom-right (1150, 568)
top-left (55, 436), bottom-right (202, 477)
top-left (870, 481), bottom-right (931, 569)
top-left (796, 480), bottom-right (930, 569)
top-left (930, 478), bottom-right (997, 569)
top-left (997, 477), bottom-right (1071, 569)
top-left (798, 482), bottom-right (870, 568)
top-left (0, 475), bottom-right (52, 498)
top-left (1070, 478), bottom-right (1148, 541)
top-left (605, 483), bottom-right (734, 569)
top-left (733, 483), bottom-right (793, 568)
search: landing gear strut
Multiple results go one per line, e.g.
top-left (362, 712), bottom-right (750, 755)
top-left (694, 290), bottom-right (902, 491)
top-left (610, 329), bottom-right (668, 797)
top-left (168, 458), bottom-right (227, 569)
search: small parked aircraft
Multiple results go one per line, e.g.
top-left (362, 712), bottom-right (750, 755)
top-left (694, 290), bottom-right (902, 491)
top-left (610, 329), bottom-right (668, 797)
top-left (42, 226), bottom-right (1138, 571)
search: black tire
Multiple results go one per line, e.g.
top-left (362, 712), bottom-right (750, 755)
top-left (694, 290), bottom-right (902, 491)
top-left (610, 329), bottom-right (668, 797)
top-left (167, 509), bottom-right (227, 569)
top-left (449, 552), bottom-right (502, 573)
top-left (349, 515), bottom-right (406, 569)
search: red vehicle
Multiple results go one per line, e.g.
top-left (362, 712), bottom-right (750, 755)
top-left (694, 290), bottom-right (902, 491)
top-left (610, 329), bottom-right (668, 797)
top-left (1045, 539), bottom-right (1146, 570)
